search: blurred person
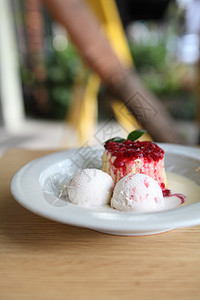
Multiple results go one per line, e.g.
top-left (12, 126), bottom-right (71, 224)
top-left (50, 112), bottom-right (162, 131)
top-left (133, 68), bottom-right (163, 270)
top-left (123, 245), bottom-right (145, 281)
top-left (42, 0), bottom-right (184, 144)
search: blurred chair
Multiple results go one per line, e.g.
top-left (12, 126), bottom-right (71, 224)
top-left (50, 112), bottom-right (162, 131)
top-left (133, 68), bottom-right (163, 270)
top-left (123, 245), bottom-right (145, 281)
top-left (62, 0), bottom-right (151, 147)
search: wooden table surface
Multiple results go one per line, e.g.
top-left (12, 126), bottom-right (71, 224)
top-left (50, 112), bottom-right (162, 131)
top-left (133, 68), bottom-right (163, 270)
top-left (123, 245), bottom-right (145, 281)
top-left (0, 148), bottom-right (200, 300)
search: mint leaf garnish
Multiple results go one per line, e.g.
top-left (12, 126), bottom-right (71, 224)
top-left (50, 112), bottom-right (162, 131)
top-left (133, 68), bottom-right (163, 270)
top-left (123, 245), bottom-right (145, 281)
top-left (127, 129), bottom-right (146, 141)
top-left (105, 129), bottom-right (146, 144)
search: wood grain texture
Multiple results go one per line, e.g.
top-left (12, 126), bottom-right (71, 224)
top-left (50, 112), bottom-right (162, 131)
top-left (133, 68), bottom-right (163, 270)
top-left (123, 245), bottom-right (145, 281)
top-left (0, 149), bottom-right (200, 300)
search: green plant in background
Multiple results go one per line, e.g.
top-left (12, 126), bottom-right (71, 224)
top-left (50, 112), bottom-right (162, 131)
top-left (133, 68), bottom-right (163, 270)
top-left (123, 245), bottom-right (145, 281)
top-left (129, 37), bottom-right (181, 96)
top-left (129, 36), bottom-right (197, 120)
top-left (21, 43), bottom-right (82, 119)
top-left (46, 43), bottom-right (82, 119)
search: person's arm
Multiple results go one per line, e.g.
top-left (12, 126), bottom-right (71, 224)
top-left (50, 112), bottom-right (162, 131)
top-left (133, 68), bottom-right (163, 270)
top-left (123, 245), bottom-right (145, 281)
top-left (43, 0), bottom-right (184, 144)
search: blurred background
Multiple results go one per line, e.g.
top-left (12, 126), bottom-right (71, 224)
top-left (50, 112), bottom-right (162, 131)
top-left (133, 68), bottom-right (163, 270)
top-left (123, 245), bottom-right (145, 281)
top-left (0, 0), bottom-right (200, 154)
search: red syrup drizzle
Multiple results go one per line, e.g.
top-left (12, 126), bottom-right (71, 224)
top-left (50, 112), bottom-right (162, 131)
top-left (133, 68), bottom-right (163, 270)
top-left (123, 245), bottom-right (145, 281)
top-left (162, 189), bottom-right (186, 204)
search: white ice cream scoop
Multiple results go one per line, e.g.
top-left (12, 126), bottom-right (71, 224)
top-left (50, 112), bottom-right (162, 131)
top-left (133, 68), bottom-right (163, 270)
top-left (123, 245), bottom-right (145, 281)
top-left (67, 168), bottom-right (114, 206)
top-left (111, 173), bottom-right (164, 212)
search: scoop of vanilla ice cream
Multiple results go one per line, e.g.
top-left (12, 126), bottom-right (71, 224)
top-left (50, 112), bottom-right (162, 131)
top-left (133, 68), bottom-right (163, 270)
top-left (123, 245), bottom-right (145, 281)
top-left (67, 168), bottom-right (114, 206)
top-left (111, 173), bottom-right (164, 212)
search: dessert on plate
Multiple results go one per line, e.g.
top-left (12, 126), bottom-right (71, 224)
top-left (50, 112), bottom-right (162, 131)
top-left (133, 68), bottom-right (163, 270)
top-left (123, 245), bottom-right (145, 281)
top-left (102, 130), bottom-right (167, 189)
top-left (63, 130), bottom-right (185, 213)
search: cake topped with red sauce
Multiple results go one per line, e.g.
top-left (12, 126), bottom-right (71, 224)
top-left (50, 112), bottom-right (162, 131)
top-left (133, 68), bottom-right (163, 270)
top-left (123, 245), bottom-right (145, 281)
top-left (102, 130), bottom-right (167, 189)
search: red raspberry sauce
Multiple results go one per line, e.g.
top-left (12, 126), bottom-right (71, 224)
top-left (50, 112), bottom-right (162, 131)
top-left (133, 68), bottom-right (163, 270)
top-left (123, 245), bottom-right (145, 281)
top-left (104, 140), bottom-right (164, 168)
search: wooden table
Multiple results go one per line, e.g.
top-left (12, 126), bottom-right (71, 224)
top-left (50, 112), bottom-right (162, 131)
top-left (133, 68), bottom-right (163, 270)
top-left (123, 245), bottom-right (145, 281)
top-left (0, 149), bottom-right (200, 300)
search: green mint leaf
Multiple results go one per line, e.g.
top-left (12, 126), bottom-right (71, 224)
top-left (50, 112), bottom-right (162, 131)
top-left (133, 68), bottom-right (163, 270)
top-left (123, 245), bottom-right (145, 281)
top-left (105, 137), bottom-right (126, 143)
top-left (127, 129), bottom-right (146, 141)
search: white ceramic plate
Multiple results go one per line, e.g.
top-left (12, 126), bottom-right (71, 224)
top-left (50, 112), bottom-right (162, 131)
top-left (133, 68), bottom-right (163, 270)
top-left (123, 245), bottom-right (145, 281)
top-left (10, 144), bottom-right (200, 236)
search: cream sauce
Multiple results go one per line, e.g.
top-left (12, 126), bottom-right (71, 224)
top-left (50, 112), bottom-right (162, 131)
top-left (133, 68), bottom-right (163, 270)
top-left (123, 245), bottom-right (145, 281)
top-left (163, 172), bottom-right (200, 210)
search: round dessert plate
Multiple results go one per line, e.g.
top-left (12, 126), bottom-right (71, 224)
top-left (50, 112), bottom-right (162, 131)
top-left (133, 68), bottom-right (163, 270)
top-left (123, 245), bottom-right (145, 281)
top-left (10, 144), bottom-right (200, 236)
